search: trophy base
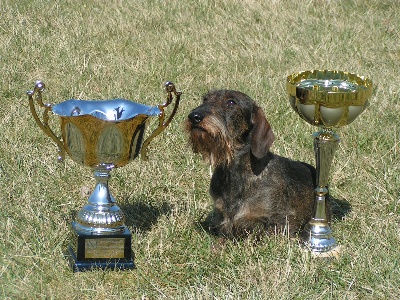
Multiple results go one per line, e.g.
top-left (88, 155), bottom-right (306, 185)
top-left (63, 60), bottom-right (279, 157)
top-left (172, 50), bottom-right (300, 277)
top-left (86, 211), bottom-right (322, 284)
top-left (303, 218), bottom-right (338, 256)
top-left (67, 222), bottom-right (135, 272)
top-left (301, 244), bottom-right (342, 259)
top-left (310, 245), bottom-right (341, 259)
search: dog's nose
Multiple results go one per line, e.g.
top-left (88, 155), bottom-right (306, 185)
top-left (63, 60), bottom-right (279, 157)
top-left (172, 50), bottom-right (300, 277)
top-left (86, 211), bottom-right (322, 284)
top-left (188, 112), bottom-right (204, 125)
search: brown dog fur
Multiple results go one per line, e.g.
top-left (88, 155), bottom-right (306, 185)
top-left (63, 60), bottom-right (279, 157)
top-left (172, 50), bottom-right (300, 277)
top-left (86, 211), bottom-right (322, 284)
top-left (186, 90), bottom-right (322, 238)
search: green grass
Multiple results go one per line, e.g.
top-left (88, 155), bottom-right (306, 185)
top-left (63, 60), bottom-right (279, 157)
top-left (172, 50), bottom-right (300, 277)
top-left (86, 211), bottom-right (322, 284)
top-left (1, 0), bottom-right (399, 298)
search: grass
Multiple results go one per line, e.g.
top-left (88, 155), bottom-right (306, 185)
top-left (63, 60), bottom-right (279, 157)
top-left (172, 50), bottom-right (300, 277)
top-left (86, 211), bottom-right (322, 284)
top-left (1, 0), bottom-right (399, 298)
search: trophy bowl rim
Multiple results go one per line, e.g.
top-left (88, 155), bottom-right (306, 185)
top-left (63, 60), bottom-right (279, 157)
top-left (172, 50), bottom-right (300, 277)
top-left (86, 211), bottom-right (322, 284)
top-left (51, 98), bottom-right (162, 121)
top-left (286, 69), bottom-right (373, 107)
top-left (286, 70), bottom-right (373, 127)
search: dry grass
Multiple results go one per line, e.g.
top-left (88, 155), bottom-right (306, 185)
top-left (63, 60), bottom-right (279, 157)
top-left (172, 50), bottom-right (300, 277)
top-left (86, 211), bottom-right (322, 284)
top-left (0, 0), bottom-right (399, 299)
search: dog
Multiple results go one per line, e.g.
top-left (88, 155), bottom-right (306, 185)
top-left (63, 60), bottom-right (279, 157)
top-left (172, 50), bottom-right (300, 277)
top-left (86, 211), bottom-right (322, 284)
top-left (186, 90), bottom-right (325, 239)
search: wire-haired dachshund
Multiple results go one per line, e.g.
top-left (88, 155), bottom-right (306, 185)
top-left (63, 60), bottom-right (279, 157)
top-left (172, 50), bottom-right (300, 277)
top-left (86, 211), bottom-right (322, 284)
top-left (186, 90), bottom-right (325, 238)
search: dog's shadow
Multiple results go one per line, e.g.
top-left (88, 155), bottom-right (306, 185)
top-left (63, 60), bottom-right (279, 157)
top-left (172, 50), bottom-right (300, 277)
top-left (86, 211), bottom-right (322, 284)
top-left (197, 195), bottom-right (352, 237)
top-left (197, 212), bottom-right (218, 237)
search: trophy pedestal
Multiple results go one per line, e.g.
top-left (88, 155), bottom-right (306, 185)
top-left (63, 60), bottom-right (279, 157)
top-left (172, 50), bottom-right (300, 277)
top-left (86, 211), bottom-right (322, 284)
top-left (67, 222), bottom-right (135, 272)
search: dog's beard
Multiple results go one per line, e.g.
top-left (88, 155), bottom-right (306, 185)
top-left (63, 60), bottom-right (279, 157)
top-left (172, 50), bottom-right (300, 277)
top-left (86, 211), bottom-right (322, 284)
top-left (186, 115), bottom-right (234, 168)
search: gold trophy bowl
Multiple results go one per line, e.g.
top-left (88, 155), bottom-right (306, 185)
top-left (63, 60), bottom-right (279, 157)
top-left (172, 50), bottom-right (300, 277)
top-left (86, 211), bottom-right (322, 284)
top-left (287, 70), bottom-right (372, 255)
top-left (27, 81), bottom-right (181, 271)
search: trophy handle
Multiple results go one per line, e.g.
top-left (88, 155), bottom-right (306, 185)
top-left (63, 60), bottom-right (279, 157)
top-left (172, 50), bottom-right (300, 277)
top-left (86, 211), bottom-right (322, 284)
top-left (27, 81), bottom-right (66, 162)
top-left (140, 82), bottom-right (182, 160)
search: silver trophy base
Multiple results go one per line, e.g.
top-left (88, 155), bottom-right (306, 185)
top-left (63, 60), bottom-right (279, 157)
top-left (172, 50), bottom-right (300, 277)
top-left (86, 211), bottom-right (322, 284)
top-left (66, 164), bottom-right (135, 271)
top-left (67, 222), bottom-right (135, 272)
top-left (303, 221), bottom-right (337, 253)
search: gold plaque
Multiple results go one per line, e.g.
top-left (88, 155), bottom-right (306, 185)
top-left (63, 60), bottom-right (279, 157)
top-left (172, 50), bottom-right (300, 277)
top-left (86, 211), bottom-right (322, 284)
top-left (85, 238), bottom-right (125, 259)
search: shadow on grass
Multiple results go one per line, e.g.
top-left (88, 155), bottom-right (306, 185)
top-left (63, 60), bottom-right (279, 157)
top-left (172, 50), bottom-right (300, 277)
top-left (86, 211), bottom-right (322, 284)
top-left (121, 199), bottom-right (172, 234)
top-left (197, 212), bottom-right (219, 237)
top-left (330, 195), bottom-right (352, 221)
top-left (197, 195), bottom-right (352, 238)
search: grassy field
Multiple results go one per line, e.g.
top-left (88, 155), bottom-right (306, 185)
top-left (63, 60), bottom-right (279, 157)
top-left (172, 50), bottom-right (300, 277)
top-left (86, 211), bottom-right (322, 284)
top-left (1, 0), bottom-right (399, 298)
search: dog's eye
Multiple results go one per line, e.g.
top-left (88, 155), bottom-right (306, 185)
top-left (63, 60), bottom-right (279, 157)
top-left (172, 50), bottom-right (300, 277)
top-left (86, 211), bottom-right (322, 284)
top-left (226, 99), bottom-right (237, 107)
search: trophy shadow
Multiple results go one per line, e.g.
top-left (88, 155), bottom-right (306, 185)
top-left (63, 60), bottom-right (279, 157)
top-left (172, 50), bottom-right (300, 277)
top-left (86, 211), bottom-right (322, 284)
top-left (120, 198), bottom-right (172, 234)
top-left (196, 195), bottom-right (352, 237)
top-left (330, 195), bottom-right (352, 222)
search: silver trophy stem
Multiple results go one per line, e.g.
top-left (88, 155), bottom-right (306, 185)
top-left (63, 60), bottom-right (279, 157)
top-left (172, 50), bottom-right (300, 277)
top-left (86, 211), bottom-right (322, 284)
top-left (304, 129), bottom-right (339, 253)
top-left (74, 164), bottom-right (126, 234)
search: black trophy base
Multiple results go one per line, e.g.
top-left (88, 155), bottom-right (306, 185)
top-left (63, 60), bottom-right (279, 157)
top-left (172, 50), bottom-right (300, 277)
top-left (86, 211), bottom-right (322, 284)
top-left (67, 222), bottom-right (135, 272)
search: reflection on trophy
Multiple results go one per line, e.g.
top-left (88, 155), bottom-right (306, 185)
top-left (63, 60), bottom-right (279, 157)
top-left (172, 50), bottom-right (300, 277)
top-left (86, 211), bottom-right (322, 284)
top-left (27, 81), bottom-right (181, 271)
top-left (287, 70), bottom-right (372, 255)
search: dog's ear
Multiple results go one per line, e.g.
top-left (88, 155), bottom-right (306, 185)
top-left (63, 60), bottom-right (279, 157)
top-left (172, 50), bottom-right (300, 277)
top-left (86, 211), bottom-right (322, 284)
top-left (250, 106), bottom-right (275, 159)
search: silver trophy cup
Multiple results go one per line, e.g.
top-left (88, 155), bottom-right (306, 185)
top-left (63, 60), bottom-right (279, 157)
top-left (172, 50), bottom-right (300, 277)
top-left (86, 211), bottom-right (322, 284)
top-left (27, 81), bottom-right (181, 271)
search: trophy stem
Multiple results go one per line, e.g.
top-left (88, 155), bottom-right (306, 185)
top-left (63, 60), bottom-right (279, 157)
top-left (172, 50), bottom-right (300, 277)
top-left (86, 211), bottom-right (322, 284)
top-left (304, 129), bottom-right (339, 253)
top-left (74, 163), bottom-right (126, 234)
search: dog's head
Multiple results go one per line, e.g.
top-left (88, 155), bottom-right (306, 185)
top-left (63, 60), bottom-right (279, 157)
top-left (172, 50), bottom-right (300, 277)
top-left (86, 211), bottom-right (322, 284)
top-left (185, 90), bottom-right (274, 167)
